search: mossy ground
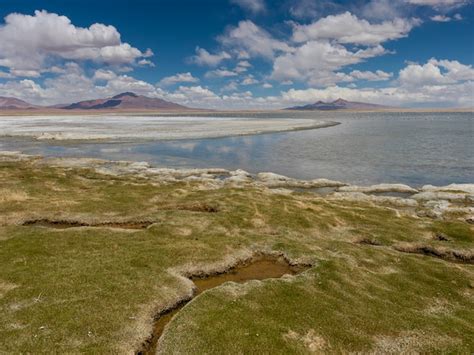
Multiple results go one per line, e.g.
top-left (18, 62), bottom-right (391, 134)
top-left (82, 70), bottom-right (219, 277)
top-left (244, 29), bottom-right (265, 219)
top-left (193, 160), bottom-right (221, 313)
top-left (0, 160), bottom-right (473, 353)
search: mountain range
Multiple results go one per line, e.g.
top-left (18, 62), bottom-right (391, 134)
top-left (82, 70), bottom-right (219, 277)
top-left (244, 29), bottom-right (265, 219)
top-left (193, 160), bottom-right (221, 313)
top-left (285, 98), bottom-right (390, 111)
top-left (0, 92), bottom-right (191, 111)
top-left (0, 96), bottom-right (39, 110)
top-left (0, 93), bottom-right (392, 111)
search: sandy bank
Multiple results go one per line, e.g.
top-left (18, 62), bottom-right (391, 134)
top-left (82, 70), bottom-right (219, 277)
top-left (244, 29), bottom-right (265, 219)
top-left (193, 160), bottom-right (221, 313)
top-left (0, 115), bottom-right (339, 141)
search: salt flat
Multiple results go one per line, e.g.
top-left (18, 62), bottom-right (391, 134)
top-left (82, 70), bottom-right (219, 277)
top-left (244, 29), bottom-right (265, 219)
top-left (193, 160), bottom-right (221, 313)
top-left (0, 115), bottom-right (338, 141)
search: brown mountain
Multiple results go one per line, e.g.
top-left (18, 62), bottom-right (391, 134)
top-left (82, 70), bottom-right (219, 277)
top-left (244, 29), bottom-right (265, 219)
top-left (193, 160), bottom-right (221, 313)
top-left (285, 98), bottom-right (391, 111)
top-left (0, 96), bottom-right (39, 110)
top-left (58, 92), bottom-right (190, 110)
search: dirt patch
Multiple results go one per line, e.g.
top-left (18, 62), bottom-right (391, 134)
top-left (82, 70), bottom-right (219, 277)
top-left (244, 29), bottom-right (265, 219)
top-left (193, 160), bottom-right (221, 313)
top-left (22, 219), bottom-right (153, 230)
top-left (178, 203), bottom-right (219, 213)
top-left (433, 233), bottom-right (450, 241)
top-left (393, 243), bottom-right (474, 264)
top-left (136, 255), bottom-right (310, 355)
top-left (354, 236), bottom-right (383, 246)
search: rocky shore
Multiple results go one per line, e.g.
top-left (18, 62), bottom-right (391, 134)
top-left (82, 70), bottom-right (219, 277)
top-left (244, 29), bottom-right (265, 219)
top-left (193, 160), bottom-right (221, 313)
top-left (2, 150), bottom-right (472, 224)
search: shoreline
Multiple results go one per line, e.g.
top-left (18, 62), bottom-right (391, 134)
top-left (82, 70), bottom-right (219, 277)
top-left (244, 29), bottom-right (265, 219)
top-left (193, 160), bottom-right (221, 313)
top-left (0, 116), bottom-right (339, 142)
top-left (1, 151), bottom-right (473, 220)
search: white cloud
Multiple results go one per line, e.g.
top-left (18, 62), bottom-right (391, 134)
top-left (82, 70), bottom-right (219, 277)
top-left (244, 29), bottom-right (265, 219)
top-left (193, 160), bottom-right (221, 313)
top-left (361, 0), bottom-right (405, 20)
top-left (430, 14), bottom-right (452, 21)
top-left (0, 63), bottom-right (157, 105)
top-left (430, 13), bottom-right (463, 21)
top-left (9, 69), bottom-right (42, 78)
top-left (241, 75), bottom-right (259, 85)
top-left (205, 69), bottom-right (238, 78)
top-left (159, 72), bottom-right (199, 86)
top-left (405, 0), bottom-right (469, 8)
top-left (230, 0), bottom-right (266, 14)
top-left (399, 58), bottom-right (474, 86)
top-left (218, 20), bottom-right (293, 59)
top-left (350, 70), bottom-right (393, 81)
top-left (271, 40), bottom-right (387, 86)
top-left (221, 81), bottom-right (239, 92)
top-left (93, 69), bottom-right (117, 81)
top-left (137, 59), bottom-right (155, 67)
top-left (0, 10), bottom-right (150, 75)
top-left (262, 83), bottom-right (273, 88)
top-left (235, 60), bottom-right (252, 73)
top-left (292, 12), bottom-right (420, 45)
top-left (190, 47), bottom-right (231, 66)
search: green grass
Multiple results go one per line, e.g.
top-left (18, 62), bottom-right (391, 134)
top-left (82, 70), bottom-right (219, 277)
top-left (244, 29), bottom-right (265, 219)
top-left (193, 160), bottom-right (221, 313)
top-left (0, 160), bottom-right (473, 353)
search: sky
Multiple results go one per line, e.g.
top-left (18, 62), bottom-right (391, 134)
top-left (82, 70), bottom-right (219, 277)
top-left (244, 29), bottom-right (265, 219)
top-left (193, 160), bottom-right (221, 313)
top-left (0, 0), bottom-right (473, 109)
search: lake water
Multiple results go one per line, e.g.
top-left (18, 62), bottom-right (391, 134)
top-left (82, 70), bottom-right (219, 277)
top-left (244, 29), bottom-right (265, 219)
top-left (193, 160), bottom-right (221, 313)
top-left (1, 111), bottom-right (472, 187)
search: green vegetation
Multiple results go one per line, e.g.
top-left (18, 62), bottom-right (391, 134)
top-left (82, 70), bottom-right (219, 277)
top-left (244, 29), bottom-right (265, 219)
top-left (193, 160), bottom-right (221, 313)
top-left (0, 159), bottom-right (473, 353)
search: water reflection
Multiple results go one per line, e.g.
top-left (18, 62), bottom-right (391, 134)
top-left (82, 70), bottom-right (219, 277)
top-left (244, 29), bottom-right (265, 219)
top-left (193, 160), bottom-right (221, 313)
top-left (1, 111), bottom-right (472, 187)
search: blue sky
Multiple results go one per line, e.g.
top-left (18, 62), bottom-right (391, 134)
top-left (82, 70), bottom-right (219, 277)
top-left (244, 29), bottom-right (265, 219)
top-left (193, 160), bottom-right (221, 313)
top-left (0, 0), bottom-right (473, 108)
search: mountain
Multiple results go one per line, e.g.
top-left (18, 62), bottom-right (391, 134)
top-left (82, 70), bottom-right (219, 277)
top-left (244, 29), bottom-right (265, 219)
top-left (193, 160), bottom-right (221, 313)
top-left (0, 96), bottom-right (39, 110)
top-left (58, 92), bottom-right (190, 110)
top-left (285, 98), bottom-right (391, 111)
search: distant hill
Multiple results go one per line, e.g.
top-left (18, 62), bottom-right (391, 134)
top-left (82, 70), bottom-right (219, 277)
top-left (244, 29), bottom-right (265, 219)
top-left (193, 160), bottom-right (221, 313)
top-left (285, 98), bottom-right (391, 111)
top-left (57, 92), bottom-right (190, 110)
top-left (0, 96), bottom-right (38, 110)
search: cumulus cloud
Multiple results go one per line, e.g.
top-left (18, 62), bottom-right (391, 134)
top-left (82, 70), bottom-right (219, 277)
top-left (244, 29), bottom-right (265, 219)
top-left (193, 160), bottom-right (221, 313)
top-left (405, 0), bottom-right (469, 8)
top-left (0, 63), bottom-right (157, 105)
top-left (218, 20), bottom-right (293, 59)
top-left (263, 11), bottom-right (421, 86)
top-left (0, 10), bottom-right (150, 75)
top-left (271, 40), bottom-right (386, 86)
top-left (361, 0), bottom-right (406, 20)
top-left (241, 75), bottom-right (259, 85)
top-left (292, 12), bottom-right (420, 45)
top-left (205, 69), bottom-right (238, 78)
top-left (189, 47), bottom-right (232, 66)
top-left (159, 72), bottom-right (199, 86)
top-left (430, 14), bottom-right (463, 21)
top-left (230, 0), bottom-right (266, 14)
top-left (399, 58), bottom-right (474, 86)
top-left (235, 60), bottom-right (252, 73)
top-left (350, 70), bottom-right (393, 81)
top-left (93, 69), bottom-right (118, 81)
top-left (188, 10), bottom-right (421, 88)
top-left (431, 14), bottom-right (452, 21)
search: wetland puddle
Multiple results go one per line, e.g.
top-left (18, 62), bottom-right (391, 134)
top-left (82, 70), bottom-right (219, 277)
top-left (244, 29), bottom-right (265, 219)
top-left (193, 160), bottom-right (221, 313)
top-left (138, 256), bottom-right (309, 355)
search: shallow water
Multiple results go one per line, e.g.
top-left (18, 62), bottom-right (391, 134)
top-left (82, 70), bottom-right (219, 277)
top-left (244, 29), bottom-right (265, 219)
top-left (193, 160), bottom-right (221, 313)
top-left (1, 111), bottom-right (472, 186)
top-left (138, 257), bottom-right (306, 355)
